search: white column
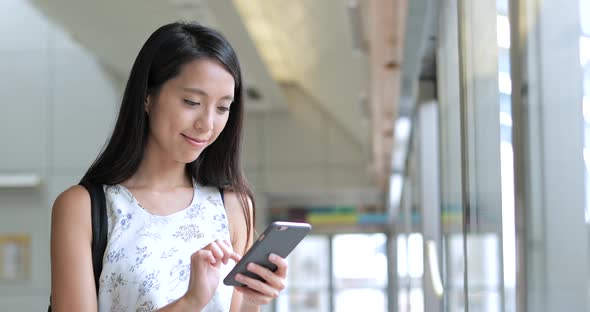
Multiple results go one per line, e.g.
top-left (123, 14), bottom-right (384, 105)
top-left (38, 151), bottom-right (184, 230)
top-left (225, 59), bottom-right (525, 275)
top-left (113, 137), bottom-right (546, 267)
top-left (418, 100), bottom-right (443, 312)
top-left (510, 0), bottom-right (589, 310)
top-left (457, 0), bottom-right (506, 310)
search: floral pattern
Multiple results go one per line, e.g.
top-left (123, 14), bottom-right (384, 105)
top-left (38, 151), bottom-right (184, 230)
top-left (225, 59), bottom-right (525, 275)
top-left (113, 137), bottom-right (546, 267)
top-left (138, 270), bottom-right (161, 297)
top-left (98, 182), bottom-right (233, 312)
top-left (172, 224), bottom-right (204, 242)
top-left (130, 246), bottom-right (152, 272)
top-left (160, 247), bottom-right (179, 259)
top-left (106, 248), bottom-right (127, 263)
top-left (169, 259), bottom-right (191, 290)
top-left (100, 272), bottom-right (128, 293)
top-left (185, 202), bottom-right (205, 219)
top-left (136, 300), bottom-right (156, 312)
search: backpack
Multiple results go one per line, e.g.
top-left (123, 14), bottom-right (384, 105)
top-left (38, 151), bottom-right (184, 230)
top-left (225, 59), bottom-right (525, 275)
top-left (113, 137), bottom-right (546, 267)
top-left (47, 181), bottom-right (108, 312)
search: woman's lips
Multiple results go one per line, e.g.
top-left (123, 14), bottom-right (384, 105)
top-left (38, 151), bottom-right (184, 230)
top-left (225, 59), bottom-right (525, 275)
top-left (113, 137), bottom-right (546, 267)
top-left (182, 134), bottom-right (207, 147)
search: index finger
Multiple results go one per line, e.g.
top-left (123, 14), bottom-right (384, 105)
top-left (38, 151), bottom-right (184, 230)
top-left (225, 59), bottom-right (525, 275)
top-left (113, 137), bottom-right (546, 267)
top-left (213, 239), bottom-right (242, 265)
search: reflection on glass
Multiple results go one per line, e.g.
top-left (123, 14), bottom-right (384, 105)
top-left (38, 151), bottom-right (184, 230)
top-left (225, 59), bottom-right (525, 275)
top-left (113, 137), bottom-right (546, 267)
top-left (447, 290), bottom-right (467, 312)
top-left (286, 235), bottom-right (329, 288)
top-left (409, 288), bottom-right (425, 312)
top-left (332, 234), bottom-right (387, 288)
top-left (467, 292), bottom-right (501, 312)
top-left (396, 233), bottom-right (424, 312)
top-left (407, 233), bottom-right (423, 279)
top-left (496, 15), bottom-right (511, 49)
top-left (277, 235), bottom-right (329, 312)
top-left (581, 0), bottom-right (590, 223)
top-left (397, 234), bottom-right (408, 277)
top-left (497, 1), bottom-right (516, 311)
top-left (466, 235), bottom-right (501, 289)
top-left (445, 234), bottom-right (466, 288)
top-left (581, 0), bottom-right (590, 35)
top-left (280, 290), bottom-right (329, 312)
top-left (335, 289), bottom-right (386, 312)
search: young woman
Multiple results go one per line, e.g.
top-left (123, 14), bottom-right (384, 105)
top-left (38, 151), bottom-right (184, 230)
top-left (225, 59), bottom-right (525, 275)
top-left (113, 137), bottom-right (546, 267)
top-left (50, 22), bottom-right (286, 311)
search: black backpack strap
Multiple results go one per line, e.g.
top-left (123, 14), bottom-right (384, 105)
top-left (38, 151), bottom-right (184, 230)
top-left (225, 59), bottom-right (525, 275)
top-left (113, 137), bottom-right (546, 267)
top-left (219, 187), bottom-right (225, 205)
top-left (79, 180), bottom-right (108, 296)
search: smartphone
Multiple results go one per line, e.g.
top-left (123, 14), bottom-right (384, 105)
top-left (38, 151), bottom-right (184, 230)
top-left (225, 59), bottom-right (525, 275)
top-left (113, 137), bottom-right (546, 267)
top-left (223, 221), bottom-right (312, 287)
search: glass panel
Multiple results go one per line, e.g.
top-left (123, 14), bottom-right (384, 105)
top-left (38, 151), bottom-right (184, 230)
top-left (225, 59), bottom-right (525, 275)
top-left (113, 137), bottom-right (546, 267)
top-left (286, 235), bottom-right (329, 288)
top-left (467, 292), bottom-right (502, 312)
top-left (581, 0), bottom-right (590, 35)
top-left (397, 234), bottom-right (408, 278)
top-left (398, 288), bottom-right (409, 312)
top-left (407, 233), bottom-right (423, 279)
top-left (581, 0), bottom-right (590, 225)
top-left (457, 0), bottom-right (507, 310)
top-left (396, 287), bottom-right (426, 312)
top-left (437, 1), bottom-right (466, 311)
top-left (444, 234), bottom-right (466, 290)
top-left (496, 1), bottom-right (517, 311)
top-left (334, 288), bottom-right (387, 312)
top-left (447, 290), bottom-right (466, 312)
top-left (277, 289), bottom-right (330, 312)
top-left (580, 0), bottom-right (590, 305)
top-left (332, 234), bottom-right (387, 288)
top-left (408, 287), bottom-right (425, 312)
top-left (277, 235), bottom-right (329, 312)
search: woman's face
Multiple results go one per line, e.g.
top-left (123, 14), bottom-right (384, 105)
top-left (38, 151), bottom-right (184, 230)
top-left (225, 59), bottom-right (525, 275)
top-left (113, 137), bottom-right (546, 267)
top-left (145, 58), bottom-right (235, 163)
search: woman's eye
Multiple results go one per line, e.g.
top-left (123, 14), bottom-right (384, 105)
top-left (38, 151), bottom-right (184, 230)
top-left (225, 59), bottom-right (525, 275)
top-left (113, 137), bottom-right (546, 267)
top-left (217, 106), bottom-right (230, 113)
top-left (183, 99), bottom-right (200, 106)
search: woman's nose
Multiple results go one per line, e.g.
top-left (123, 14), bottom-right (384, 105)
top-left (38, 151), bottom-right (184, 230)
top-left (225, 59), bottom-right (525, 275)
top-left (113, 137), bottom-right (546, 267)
top-left (195, 107), bottom-right (214, 131)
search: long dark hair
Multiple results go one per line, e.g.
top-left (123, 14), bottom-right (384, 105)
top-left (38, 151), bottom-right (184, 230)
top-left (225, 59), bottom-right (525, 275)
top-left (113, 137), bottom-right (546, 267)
top-left (81, 21), bottom-right (254, 244)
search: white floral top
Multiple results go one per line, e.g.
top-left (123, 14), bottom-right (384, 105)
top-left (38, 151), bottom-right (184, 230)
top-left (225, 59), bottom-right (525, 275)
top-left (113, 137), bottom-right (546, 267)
top-left (97, 181), bottom-right (234, 312)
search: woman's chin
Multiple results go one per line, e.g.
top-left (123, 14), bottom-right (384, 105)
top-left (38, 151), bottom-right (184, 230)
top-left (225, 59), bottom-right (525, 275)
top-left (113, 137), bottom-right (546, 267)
top-left (180, 152), bottom-right (203, 164)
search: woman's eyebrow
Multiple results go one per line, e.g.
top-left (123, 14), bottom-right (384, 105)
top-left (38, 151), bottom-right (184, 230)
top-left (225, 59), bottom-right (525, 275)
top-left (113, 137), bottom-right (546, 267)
top-left (182, 87), bottom-right (233, 101)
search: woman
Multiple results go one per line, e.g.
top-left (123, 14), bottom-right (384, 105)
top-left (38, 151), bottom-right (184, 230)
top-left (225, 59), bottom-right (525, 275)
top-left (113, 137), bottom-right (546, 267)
top-left (50, 21), bottom-right (286, 311)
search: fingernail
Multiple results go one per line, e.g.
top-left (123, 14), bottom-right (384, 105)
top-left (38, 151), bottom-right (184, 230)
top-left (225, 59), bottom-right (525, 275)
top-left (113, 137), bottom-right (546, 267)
top-left (247, 263), bottom-right (255, 270)
top-left (269, 253), bottom-right (277, 261)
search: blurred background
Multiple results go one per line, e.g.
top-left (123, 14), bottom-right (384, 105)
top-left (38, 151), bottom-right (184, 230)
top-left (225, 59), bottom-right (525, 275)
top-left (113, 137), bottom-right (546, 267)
top-left (0, 0), bottom-right (588, 311)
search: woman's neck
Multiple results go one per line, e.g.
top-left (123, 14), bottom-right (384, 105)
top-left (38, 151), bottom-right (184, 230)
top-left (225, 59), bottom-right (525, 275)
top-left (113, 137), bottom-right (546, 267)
top-left (124, 141), bottom-right (192, 191)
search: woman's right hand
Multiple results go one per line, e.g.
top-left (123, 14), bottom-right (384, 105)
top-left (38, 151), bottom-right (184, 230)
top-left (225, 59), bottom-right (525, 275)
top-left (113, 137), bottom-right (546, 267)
top-left (183, 240), bottom-right (241, 309)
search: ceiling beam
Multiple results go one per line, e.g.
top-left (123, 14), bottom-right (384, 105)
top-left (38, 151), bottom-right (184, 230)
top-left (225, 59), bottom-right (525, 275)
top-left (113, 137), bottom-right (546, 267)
top-left (365, 0), bottom-right (407, 191)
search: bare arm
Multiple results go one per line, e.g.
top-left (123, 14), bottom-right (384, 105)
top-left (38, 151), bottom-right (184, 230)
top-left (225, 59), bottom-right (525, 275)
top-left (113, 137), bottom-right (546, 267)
top-left (225, 192), bottom-right (287, 312)
top-left (50, 185), bottom-right (98, 311)
top-left (225, 191), bottom-right (257, 312)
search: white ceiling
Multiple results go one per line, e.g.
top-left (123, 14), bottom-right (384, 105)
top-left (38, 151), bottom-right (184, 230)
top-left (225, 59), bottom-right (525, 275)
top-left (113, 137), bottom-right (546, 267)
top-left (28, 0), bottom-right (436, 190)
top-left (29, 0), bottom-right (371, 147)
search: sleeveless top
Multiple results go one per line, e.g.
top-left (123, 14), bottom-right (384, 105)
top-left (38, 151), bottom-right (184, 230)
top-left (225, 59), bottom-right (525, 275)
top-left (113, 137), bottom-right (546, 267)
top-left (97, 181), bottom-right (235, 312)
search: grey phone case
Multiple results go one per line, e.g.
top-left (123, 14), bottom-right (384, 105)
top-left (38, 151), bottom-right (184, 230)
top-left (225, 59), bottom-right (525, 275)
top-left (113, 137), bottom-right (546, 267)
top-left (223, 221), bottom-right (312, 287)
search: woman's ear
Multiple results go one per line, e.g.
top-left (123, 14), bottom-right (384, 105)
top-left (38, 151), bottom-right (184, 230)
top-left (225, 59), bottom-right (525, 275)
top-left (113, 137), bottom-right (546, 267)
top-left (145, 94), bottom-right (151, 114)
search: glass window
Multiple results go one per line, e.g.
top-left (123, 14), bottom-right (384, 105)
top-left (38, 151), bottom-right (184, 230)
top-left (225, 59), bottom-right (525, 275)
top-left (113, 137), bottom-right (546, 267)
top-left (333, 234), bottom-right (387, 288)
top-left (276, 233), bottom-right (388, 312)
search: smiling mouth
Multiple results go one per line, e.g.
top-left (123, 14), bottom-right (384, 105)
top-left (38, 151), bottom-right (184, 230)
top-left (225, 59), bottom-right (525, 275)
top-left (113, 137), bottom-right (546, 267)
top-left (182, 134), bottom-right (208, 145)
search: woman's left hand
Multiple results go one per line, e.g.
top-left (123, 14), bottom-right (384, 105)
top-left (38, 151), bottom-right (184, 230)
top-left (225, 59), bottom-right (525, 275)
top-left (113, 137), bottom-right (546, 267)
top-left (233, 253), bottom-right (287, 307)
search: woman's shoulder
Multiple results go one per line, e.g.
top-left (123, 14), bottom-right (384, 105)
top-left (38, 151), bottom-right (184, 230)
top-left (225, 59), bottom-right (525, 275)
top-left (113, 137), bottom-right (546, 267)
top-left (54, 184), bottom-right (91, 207)
top-left (51, 185), bottom-right (92, 228)
top-left (220, 190), bottom-right (252, 214)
